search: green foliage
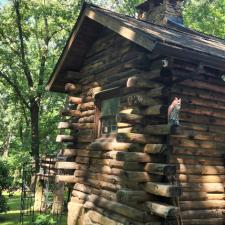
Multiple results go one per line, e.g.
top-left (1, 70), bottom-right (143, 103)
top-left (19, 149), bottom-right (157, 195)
top-left (0, 158), bottom-right (10, 213)
top-left (34, 214), bottom-right (56, 225)
top-left (0, 195), bottom-right (8, 213)
top-left (183, 0), bottom-right (225, 38)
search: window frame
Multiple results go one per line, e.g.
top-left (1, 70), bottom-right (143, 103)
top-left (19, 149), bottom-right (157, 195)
top-left (94, 88), bottom-right (121, 138)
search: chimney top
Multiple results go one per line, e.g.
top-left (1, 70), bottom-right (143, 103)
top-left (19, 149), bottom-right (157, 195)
top-left (136, 0), bottom-right (184, 26)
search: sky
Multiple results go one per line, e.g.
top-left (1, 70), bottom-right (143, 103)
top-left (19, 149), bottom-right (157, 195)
top-left (0, 0), bottom-right (8, 6)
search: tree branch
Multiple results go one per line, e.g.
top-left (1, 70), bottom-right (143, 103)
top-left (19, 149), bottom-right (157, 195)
top-left (0, 71), bottom-right (29, 109)
top-left (14, 0), bottom-right (33, 87)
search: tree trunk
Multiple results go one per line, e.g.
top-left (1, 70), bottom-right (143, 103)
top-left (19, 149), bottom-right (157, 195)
top-left (30, 99), bottom-right (40, 172)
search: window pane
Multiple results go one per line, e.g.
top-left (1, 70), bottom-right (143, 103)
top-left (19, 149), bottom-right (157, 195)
top-left (101, 97), bottom-right (120, 117)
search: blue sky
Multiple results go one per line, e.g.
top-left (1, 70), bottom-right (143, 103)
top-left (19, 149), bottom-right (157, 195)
top-left (0, 0), bottom-right (8, 6)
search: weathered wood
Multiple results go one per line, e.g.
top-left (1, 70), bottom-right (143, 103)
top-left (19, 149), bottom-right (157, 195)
top-left (65, 82), bottom-right (81, 93)
top-left (88, 140), bottom-right (141, 152)
top-left (78, 115), bottom-right (95, 123)
top-left (117, 133), bottom-right (163, 144)
top-left (125, 93), bottom-right (162, 106)
top-left (144, 105), bottom-right (167, 116)
top-left (181, 209), bottom-right (224, 219)
top-left (58, 122), bottom-right (94, 129)
top-left (55, 175), bottom-right (77, 183)
top-left (146, 201), bottom-right (178, 218)
top-left (116, 113), bottom-right (145, 124)
top-left (181, 183), bottom-right (224, 193)
top-left (178, 174), bottom-right (225, 183)
top-left (56, 135), bottom-right (75, 143)
top-left (178, 164), bottom-right (224, 175)
top-left (68, 96), bottom-right (82, 104)
top-left (122, 171), bottom-right (162, 182)
top-left (88, 210), bottom-right (124, 225)
top-left (55, 162), bottom-right (77, 169)
top-left (144, 144), bottom-right (167, 154)
top-left (144, 124), bottom-right (171, 135)
top-left (182, 218), bottom-right (224, 225)
top-left (61, 109), bottom-right (81, 117)
top-left (116, 190), bottom-right (152, 203)
top-left (180, 192), bottom-right (225, 201)
top-left (144, 163), bottom-right (176, 176)
top-left (116, 152), bottom-right (160, 162)
top-left (179, 200), bottom-right (225, 210)
top-left (127, 76), bottom-right (161, 89)
top-left (79, 102), bottom-right (95, 111)
top-left (143, 182), bottom-right (182, 197)
top-left (71, 190), bottom-right (151, 222)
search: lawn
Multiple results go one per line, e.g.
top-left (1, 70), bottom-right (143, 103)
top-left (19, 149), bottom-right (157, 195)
top-left (0, 192), bottom-right (67, 225)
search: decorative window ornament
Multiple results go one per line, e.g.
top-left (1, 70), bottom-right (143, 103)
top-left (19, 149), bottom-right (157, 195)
top-left (168, 97), bottom-right (181, 126)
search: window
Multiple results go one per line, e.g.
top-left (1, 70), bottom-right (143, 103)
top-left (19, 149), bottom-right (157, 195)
top-left (97, 97), bottom-right (120, 136)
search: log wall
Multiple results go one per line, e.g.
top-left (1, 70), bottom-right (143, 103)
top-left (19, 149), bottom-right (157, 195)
top-left (168, 58), bottom-right (225, 225)
top-left (55, 29), bottom-right (225, 225)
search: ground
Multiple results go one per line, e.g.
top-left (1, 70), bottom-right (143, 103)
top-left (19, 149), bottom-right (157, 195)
top-left (0, 191), bottom-right (67, 225)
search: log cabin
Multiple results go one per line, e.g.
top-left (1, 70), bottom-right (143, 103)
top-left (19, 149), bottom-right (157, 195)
top-left (46, 0), bottom-right (225, 224)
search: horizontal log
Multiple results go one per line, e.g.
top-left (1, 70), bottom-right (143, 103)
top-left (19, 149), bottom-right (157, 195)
top-left (181, 182), bottom-right (224, 193)
top-left (125, 93), bottom-right (162, 106)
top-left (144, 163), bottom-right (176, 176)
top-left (143, 182), bottom-right (182, 197)
top-left (147, 86), bottom-right (170, 98)
top-left (116, 113), bottom-right (145, 124)
top-left (80, 109), bottom-right (95, 117)
top-left (143, 124), bottom-right (171, 135)
top-left (74, 183), bottom-right (116, 201)
top-left (88, 141), bottom-right (141, 152)
top-left (65, 83), bottom-right (81, 93)
top-left (116, 190), bottom-right (152, 203)
top-left (127, 76), bottom-right (161, 89)
top-left (58, 148), bottom-right (77, 157)
top-left (169, 137), bottom-right (225, 150)
top-left (58, 122), bottom-right (94, 130)
top-left (180, 192), bottom-right (225, 201)
top-left (144, 144), bottom-right (167, 154)
top-left (178, 164), bottom-right (224, 175)
top-left (91, 158), bottom-right (124, 168)
top-left (68, 96), bottom-right (82, 104)
top-left (179, 200), bottom-right (225, 210)
top-left (56, 135), bottom-right (75, 143)
top-left (123, 162), bottom-right (144, 171)
top-left (181, 209), bottom-right (224, 219)
top-left (55, 162), bottom-right (77, 169)
top-left (146, 201), bottom-right (178, 218)
top-left (88, 210), bottom-right (124, 225)
top-left (79, 102), bottom-right (95, 111)
top-left (78, 115), bottom-right (95, 123)
top-left (178, 174), bottom-right (225, 183)
top-left (172, 146), bottom-right (224, 157)
top-left (71, 191), bottom-right (150, 222)
top-left (55, 175), bottom-right (76, 183)
top-left (116, 152), bottom-right (161, 162)
top-left (116, 133), bottom-right (163, 144)
top-left (122, 171), bottom-right (162, 182)
top-left (182, 218), bottom-right (224, 225)
top-left (144, 105), bottom-right (167, 116)
top-left (61, 109), bottom-right (81, 117)
top-left (170, 155), bottom-right (224, 166)
top-left (76, 156), bottom-right (90, 164)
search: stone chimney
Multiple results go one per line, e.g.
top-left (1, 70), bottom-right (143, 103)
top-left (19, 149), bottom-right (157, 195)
top-left (136, 0), bottom-right (183, 26)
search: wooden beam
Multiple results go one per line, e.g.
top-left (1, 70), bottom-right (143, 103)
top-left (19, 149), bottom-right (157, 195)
top-left (146, 201), bottom-right (178, 218)
top-left (143, 182), bottom-right (182, 197)
top-left (144, 163), bottom-right (176, 176)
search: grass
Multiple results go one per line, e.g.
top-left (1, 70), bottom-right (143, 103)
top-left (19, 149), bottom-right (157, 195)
top-left (0, 191), bottom-right (67, 225)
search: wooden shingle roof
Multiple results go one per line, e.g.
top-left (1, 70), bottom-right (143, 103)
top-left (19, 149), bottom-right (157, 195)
top-left (47, 3), bottom-right (225, 92)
